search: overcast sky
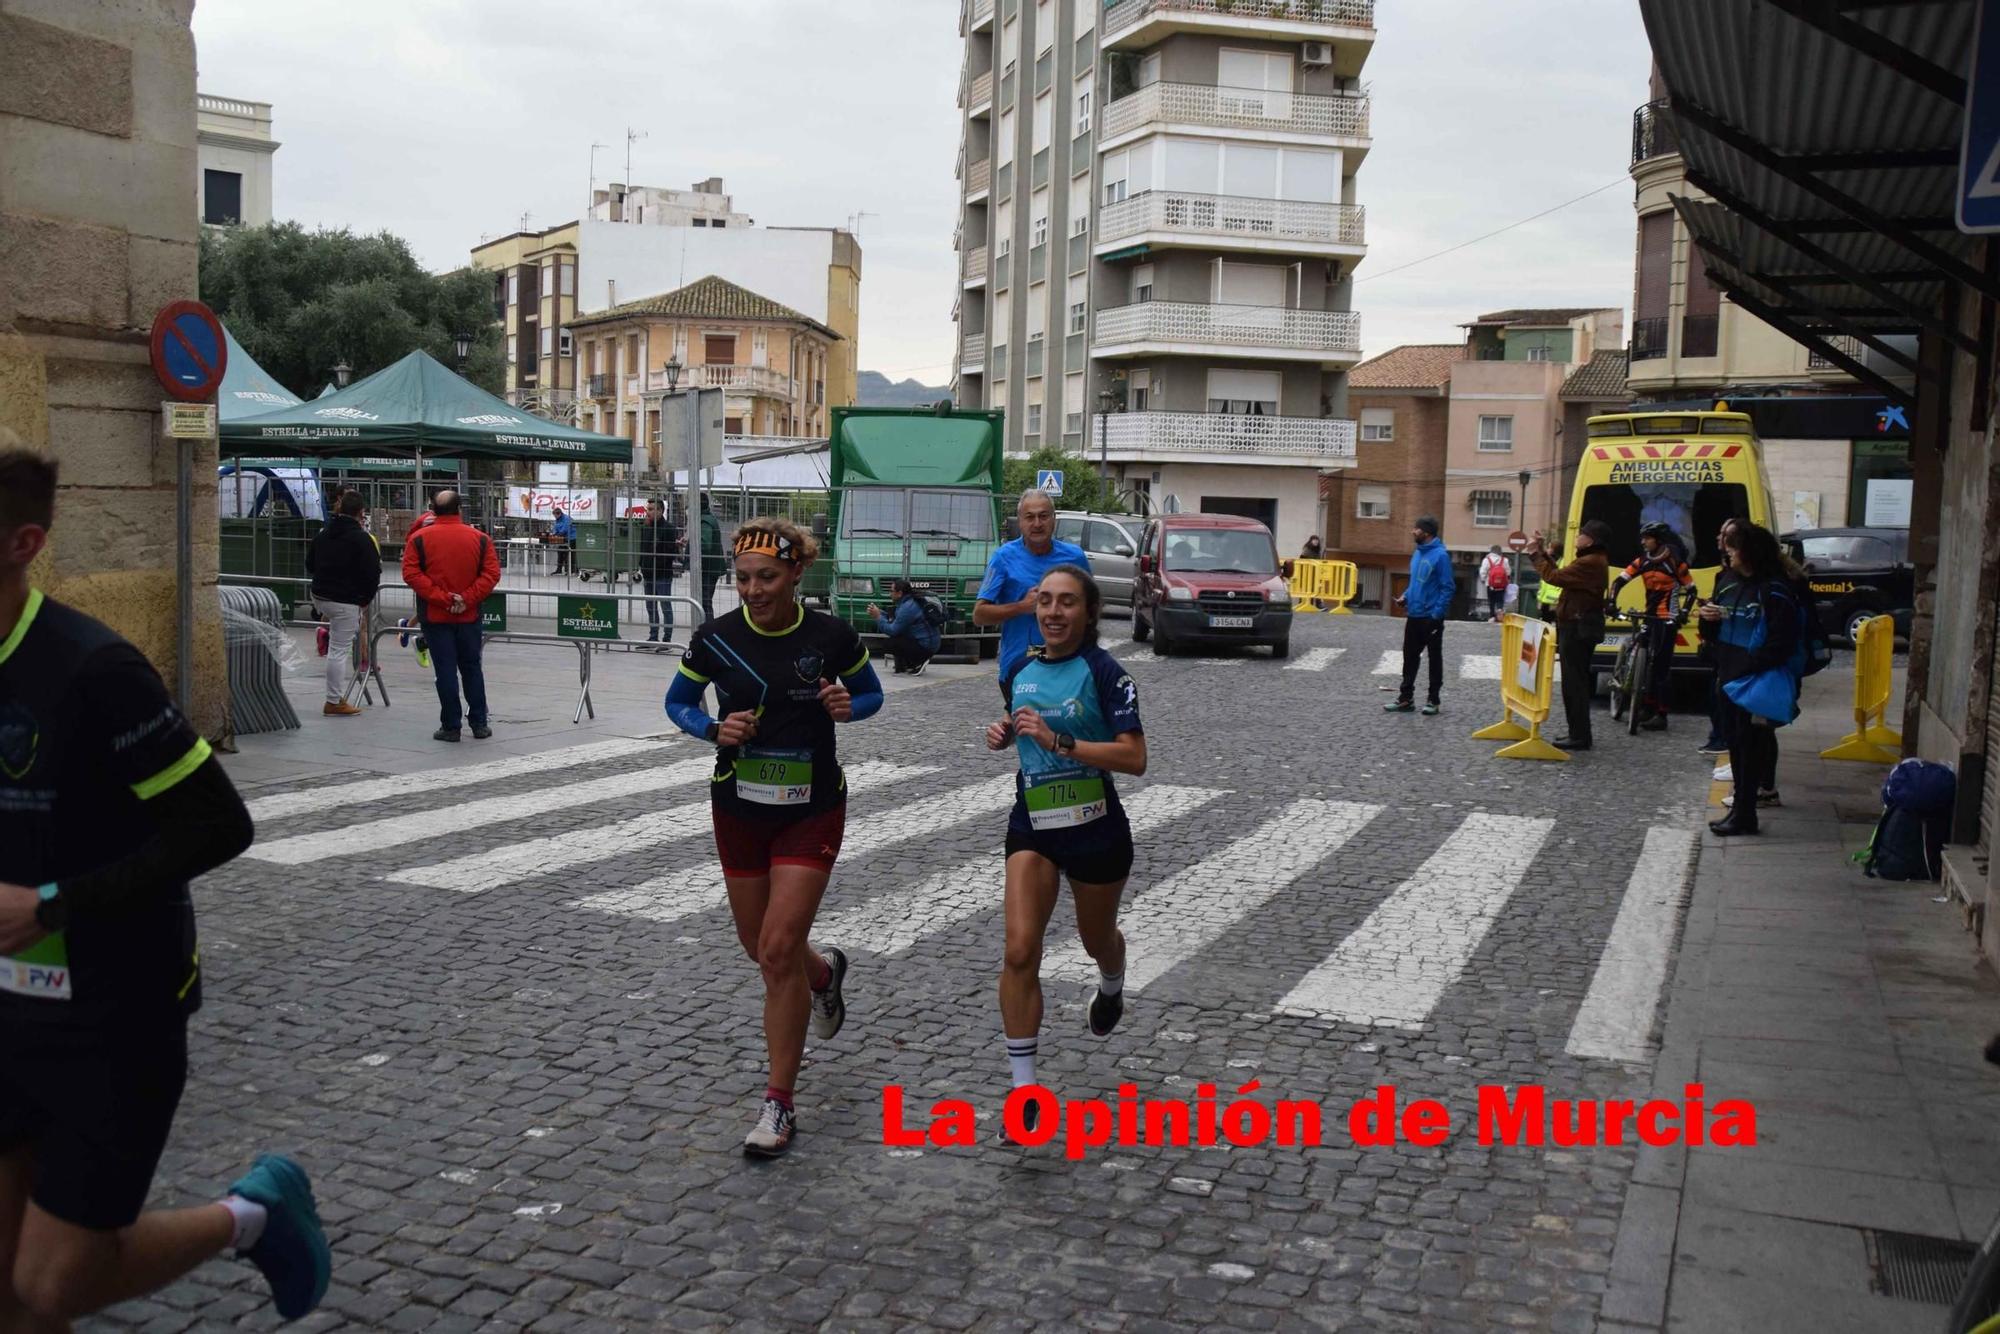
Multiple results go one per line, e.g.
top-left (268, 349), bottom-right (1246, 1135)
top-left (193, 0), bottom-right (1652, 386)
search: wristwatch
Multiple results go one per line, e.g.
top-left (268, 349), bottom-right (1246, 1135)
top-left (1056, 731), bottom-right (1077, 754)
top-left (34, 883), bottom-right (64, 933)
top-left (705, 721), bottom-right (721, 744)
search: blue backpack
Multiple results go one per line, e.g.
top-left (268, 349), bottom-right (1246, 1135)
top-left (1855, 759), bottom-right (1956, 881)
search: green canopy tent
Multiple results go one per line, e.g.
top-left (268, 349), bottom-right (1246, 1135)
top-left (220, 349), bottom-right (633, 465)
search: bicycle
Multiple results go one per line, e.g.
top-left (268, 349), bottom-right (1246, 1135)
top-left (1605, 606), bottom-right (1650, 736)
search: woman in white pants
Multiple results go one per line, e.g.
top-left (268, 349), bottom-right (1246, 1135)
top-left (305, 490), bottom-right (382, 717)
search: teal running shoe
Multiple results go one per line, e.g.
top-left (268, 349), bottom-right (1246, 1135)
top-left (228, 1153), bottom-right (331, 1321)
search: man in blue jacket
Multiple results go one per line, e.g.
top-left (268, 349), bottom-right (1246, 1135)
top-left (1387, 515), bottom-right (1455, 716)
top-left (868, 579), bottom-right (942, 675)
top-left (550, 506), bottom-right (577, 576)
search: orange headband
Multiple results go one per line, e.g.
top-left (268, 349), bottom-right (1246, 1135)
top-left (733, 529), bottom-right (800, 565)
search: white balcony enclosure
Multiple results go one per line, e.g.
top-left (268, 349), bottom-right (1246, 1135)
top-left (1101, 0), bottom-right (1376, 77)
top-left (1094, 301), bottom-right (1361, 365)
top-left (961, 333), bottom-right (987, 371)
top-left (1100, 82), bottom-right (1371, 160)
top-left (965, 157), bottom-right (991, 199)
top-left (1101, 410), bottom-right (1358, 467)
top-left (964, 245), bottom-right (989, 287)
top-left (1096, 190), bottom-right (1365, 260)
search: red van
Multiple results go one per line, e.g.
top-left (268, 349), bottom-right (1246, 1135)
top-left (1131, 513), bottom-right (1293, 658)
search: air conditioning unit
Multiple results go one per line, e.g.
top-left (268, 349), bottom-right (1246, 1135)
top-left (1302, 41), bottom-right (1334, 67)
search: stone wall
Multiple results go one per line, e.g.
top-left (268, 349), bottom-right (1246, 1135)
top-left (0, 0), bottom-right (224, 736)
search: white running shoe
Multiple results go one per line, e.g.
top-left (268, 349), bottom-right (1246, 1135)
top-left (743, 1099), bottom-right (796, 1158)
top-left (809, 946), bottom-right (848, 1040)
top-left (1712, 764), bottom-right (1732, 782)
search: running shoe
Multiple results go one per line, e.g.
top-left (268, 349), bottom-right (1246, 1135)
top-left (1698, 739), bottom-right (1727, 756)
top-left (1088, 987), bottom-right (1124, 1037)
top-left (743, 1099), bottom-right (796, 1158)
top-left (1021, 1097), bottom-right (1040, 1135)
top-left (1420, 701), bottom-right (1441, 716)
top-left (415, 639), bottom-right (430, 669)
top-left (227, 1154), bottom-right (331, 1321)
top-left (1723, 790), bottom-right (1781, 809)
top-left (1712, 764), bottom-right (1733, 782)
top-left (809, 946), bottom-right (848, 1040)
top-left (1383, 699), bottom-right (1415, 714)
top-left (912, 661), bottom-right (928, 676)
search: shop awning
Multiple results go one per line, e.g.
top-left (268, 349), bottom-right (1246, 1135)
top-left (221, 350), bottom-right (634, 464)
top-left (217, 328), bottom-right (303, 421)
top-left (1637, 0), bottom-right (1987, 408)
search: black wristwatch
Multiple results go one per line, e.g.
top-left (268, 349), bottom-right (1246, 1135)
top-left (1056, 731), bottom-right (1077, 754)
top-left (34, 884), bottom-right (65, 934)
top-left (705, 721), bottom-right (721, 744)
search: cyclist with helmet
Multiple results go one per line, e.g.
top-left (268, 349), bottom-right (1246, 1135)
top-left (1609, 521), bottom-right (1695, 731)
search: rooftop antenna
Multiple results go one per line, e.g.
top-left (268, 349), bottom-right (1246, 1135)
top-left (518, 210), bottom-right (532, 233)
top-left (624, 127), bottom-right (649, 218)
top-left (848, 210), bottom-right (878, 238)
top-left (588, 140), bottom-right (608, 210)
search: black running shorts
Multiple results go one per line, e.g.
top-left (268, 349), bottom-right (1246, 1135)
top-left (1004, 821), bottom-right (1136, 885)
top-left (0, 1018), bottom-right (188, 1230)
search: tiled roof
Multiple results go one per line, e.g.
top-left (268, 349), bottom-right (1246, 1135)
top-left (1349, 344), bottom-right (1464, 391)
top-left (1467, 308), bottom-right (1604, 327)
top-left (1560, 349), bottom-right (1632, 400)
top-left (567, 275), bottom-right (836, 336)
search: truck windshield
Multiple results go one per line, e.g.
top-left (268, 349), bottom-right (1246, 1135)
top-left (1579, 482), bottom-right (1748, 568)
top-left (841, 490), bottom-right (995, 542)
top-left (1163, 529), bottom-right (1278, 575)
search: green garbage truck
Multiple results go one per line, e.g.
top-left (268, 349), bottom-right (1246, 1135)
top-left (818, 404), bottom-right (1006, 659)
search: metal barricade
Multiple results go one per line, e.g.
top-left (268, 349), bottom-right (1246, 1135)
top-left (1471, 613), bottom-right (1568, 762)
top-left (217, 584), bottom-right (300, 735)
top-left (1821, 614), bottom-right (1903, 764)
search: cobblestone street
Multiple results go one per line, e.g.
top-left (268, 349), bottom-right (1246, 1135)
top-left (114, 613), bottom-right (1724, 1331)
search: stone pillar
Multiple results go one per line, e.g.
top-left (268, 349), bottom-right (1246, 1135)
top-left (0, 0), bottom-right (224, 736)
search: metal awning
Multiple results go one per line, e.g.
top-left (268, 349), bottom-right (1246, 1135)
top-left (1468, 489), bottom-right (1511, 502)
top-left (1637, 0), bottom-right (1986, 407)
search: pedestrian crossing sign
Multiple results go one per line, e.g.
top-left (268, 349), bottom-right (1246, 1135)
top-left (1037, 469), bottom-right (1065, 497)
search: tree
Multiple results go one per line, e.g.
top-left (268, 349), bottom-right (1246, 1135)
top-left (1002, 444), bottom-right (1126, 514)
top-left (199, 223), bottom-right (504, 397)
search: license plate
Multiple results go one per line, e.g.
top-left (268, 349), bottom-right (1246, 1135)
top-left (1207, 614), bottom-right (1254, 629)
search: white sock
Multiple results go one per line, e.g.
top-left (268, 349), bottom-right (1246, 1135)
top-left (221, 1195), bottom-right (267, 1251)
top-left (1005, 1036), bottom-right (1038, 1088)
top-left (1097, 968), bottom-right (1125, 998)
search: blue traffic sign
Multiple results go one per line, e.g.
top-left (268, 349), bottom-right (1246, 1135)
top-left (148, 300), bottom-right (228, 400)
top-left (1960, 0), bottom-right (2000, 233)
top-left (1037, 468), bottom-right (1065, 496)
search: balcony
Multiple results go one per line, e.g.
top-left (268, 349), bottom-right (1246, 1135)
top-left (1096, 190), bottom-right (1366, 258)
top-left (1094, 301), bottom-right (1361, 363)
top-left (646, 365), bottom-right (795, 397)
top-left (963, 245), bottom-right (989, 287)
top-left (1101, 410), bottom-right (1359, 467)
top-left (1631, 100), bottom-right (1679, 169)
top-left (1100, 82), bottom-right (1371, 157)
top-left (1631, 315), bottom-right (1669, 362)
top-left (963, 0), bottom-right (994, 32)
top-left (967, 69), bottom-right (993, 114)
top-left (961, 333), bottom-right (987, 371)
top-left (966, 156), bottom-right (991, 199)
top-left (1102, 0), bottom-right (1376, 76)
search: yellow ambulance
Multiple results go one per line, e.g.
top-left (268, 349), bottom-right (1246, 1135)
top-left (1542, 408), bottom-right (1775, 672)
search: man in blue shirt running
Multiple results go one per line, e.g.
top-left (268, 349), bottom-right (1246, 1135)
top-left (974, 489), bottom-right (1089, 691)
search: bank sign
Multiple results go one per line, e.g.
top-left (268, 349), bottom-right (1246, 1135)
top-left (556, 595), bottom-right (619, 640)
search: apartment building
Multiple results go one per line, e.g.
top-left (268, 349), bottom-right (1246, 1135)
top-left (469, 221), bottom-right (582, 421)
top-left (953, 0), bottom-right (1373, 554)
top-left (591, 177), bottom-right (753, 228)
top-left (1333, 344), bottom-right (1458, 606)
top-left (197, 93), bottom-right (277, 228)
top-left (1627, 73), bottom-right (1912, 529)
top-left (565, 275), bottom-right (839, 467)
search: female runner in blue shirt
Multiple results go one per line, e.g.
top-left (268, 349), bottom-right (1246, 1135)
top-left (984, 564), bottom-right (1146, 1126)
top-left (665, 515), bottom-right (885, 1156)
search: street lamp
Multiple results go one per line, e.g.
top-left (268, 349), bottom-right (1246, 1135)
top-left (1097, 387), bottom-right (1118, 488)
top-left (451, 330), bottom-right (473, 370)
top-left (664, 354), bottom-right (683, 393)
top-left (332, 358), bottom-right (352, 389)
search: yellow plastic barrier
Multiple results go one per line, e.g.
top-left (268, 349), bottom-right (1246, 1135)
top-left (1289, 559), bottom-right (1358, 614)
top-left (1322, 560), bottom-right (1357, 615)
top-left (1470, 613), bottom-right (1569, 762)
top-left (1821, 614), bottom-right (1903, 763)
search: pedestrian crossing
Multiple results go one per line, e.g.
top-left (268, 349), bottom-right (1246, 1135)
top-left (255, 748), bottom-right (1698, 1060)
top-left (1370, 649), bottom-right (1504, 680)
top-left (1284, 647), bottom-right (1347, 672)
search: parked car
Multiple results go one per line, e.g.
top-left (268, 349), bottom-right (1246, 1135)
top-left (1055, 511), bottom-right (1143, 607)
top-left (1131, 513), bottom-right (1293, 658)
top-left (1782, 526), bottom-right (1913, 643)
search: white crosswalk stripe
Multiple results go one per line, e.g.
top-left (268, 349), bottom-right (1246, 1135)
top-left (818, 784), bottom-right (1228, 957)
top-left (1372, 650), bottom-right (1402, 675)
top-left (1275, 813), bottom-right (1554, 1029)
top-left (247, 755), bottom-right (721, 866)
top-left (244, 737), bottom-right (669, 824)
top-left (1459, 654), bottom-right (1501, 679)
top-left (1100, 637), bottom-right (1130, 652)
top-left (390, 762), bottom-right (932, 894)
top-left (573, 773), bottom-right (1021, 925)
top-left (1284, 647), bottom-right (1347, 673)
top-left (1566, 826), bottom-right (1698, 1063)
top-left (1045, 799), bottom-right (1385, 991)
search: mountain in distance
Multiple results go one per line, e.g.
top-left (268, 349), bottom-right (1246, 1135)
top-left (857, 370), bottom-right (950, 408)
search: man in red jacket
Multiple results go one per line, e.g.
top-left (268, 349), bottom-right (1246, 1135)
top-left (400, 490), bottom-right (501, 742)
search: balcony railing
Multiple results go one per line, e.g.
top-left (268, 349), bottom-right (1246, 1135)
top-left (1104, 0), bottom-right (1375, 35)
top-left (961, 333), bottom-right (987, 367)
top-left (963, 0), bottom-right (995, 31)
top-left (1097, 190), bottom-right (1365, 249)
top-left (1102, 82), bottom-right (1370, 144)
top-left (1631, 100), bottom-right (1679, 168)
top-left (966, 157), bottom-right (991, 197)
top-left (1808, 334), bottom-right (1863, 370)
top-left (1103, 410), bottom-right (1358, 463)
top-left (964, 245), bottom-right (989, 283)
top-left (585, 374), bottom-right (613, 399)
top-left (646, 365), bottom-right (795, 397)
top-left (1095, 301), bottom-right (1361, 355)
top-left (1631, 316), bottom-right (1669, 362)
top-left (968, 69), bottom-right (993, 109)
